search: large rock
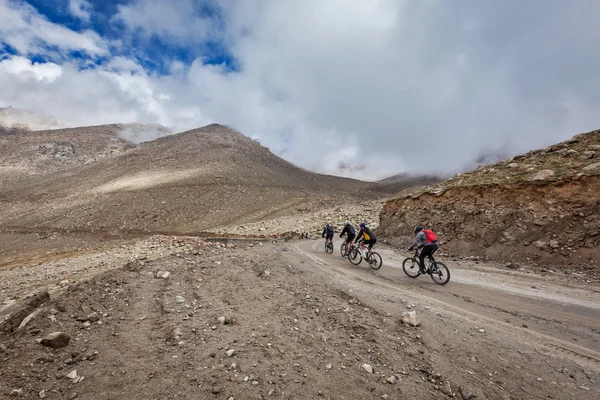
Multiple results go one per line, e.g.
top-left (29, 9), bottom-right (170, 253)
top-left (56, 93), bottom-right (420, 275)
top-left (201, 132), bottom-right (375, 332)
top-left (582, 162), bottom-right (600, 172)
top-left (530, 170), bottom-right (555, 181)
top-left (400, 311), bottom-right (421, 327)
top-left (1, 291), bottom-right (50, 334)
top-left (40, 332), bottom-right (71, 348)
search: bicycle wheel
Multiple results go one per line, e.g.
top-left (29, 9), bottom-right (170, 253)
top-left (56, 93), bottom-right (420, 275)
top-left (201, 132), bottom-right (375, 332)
top-left (402, 257), bottom-right (421, 278)
top-left (430, 262), bottom-right (450, 285)
top-left (348, 247), bottom-right (362, 265)
top-left (325, 242), bottom-right (333, 253)
top-left (340, 243), bottom-right (347, 257)
top-left (368, 252), bottom-right (382, 270)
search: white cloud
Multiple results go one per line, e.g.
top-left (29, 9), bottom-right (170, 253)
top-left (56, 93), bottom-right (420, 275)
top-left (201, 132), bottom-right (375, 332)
top-left (0, 56), bottom-right (62, 82)
top-left (68, 0), bottom-right (92, 23)
top-left (0, 0), bottom-right (106, 56)
top-left (114, 0), bottom-right (221, 44)
top-left (1, 0), bottom-right (600, 180)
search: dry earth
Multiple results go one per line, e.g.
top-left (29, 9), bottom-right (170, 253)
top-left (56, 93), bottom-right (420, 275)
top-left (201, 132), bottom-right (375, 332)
top-left (1, 237), bottom-right (598, 399)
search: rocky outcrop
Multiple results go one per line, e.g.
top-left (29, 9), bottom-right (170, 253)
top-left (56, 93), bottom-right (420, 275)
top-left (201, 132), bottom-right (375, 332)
top-left (377, 129), bottom-right (600, 268)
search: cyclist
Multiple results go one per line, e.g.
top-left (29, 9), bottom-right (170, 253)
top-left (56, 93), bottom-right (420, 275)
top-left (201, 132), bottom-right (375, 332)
top-left (355, 222), bottom-right (376, 258)
top-left (322, 222), bottom-right (334, 248)
top-left (408, 224), bottom-right (438, 274)
top-left (339, 220), bottom-right (356, 255)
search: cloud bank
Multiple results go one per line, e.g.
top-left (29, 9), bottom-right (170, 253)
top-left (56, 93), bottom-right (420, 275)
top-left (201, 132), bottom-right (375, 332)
top-left (1, 0), bottom-right (599, 180)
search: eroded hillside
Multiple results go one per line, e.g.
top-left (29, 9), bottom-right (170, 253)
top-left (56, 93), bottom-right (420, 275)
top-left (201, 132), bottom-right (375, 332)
top-left (377, 129), bottom-right (600, 268)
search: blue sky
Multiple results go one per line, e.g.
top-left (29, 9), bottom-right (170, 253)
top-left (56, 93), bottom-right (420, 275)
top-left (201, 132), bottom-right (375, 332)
top-left (1, 0), bottom-right (600, 179)
top-left (3, 0), bottom-right (236, 73)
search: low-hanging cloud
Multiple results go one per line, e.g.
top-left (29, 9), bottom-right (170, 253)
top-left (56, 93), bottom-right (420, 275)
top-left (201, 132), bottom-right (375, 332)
top-left (1, 0), bottom-right (599, 180)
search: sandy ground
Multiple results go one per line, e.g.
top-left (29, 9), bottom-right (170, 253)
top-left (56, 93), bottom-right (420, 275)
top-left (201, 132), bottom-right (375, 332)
top-left (1, 237), bottom-right (598, 399)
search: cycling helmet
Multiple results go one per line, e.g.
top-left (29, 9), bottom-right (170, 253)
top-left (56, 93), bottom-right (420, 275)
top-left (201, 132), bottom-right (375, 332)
top-left (359, 222), bottom-right (366, 228)
top-left (414, 224), bottom-right (423, 233)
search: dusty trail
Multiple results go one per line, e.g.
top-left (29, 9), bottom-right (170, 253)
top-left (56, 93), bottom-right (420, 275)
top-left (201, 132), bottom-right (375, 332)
top-left (296, 239), bottom-right (600, 366)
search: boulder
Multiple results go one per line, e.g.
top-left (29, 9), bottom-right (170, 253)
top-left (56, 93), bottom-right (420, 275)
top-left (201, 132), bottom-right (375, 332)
top-left (40, 332), bottom-right (71, 348)
top-left (530, 170), bottom-right (555, 181)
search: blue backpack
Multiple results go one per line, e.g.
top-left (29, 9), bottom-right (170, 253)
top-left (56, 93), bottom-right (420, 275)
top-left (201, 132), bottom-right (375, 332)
top-left (325, 225), bottom-right (334, 235)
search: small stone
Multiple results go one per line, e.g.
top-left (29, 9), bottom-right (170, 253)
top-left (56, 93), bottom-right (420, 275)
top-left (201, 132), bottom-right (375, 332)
top-left (459, 386), bottom-right (477, 399)
top-left (82, 322), bottom-right (91, 328)
top-left (155, 271), bottom-right (170, 279)
top-left (40, 332), bottom-right (71, 348)
top-left (226, 349), bottom-right (235, 357)
top-left (11, 389), bottom-right (23, 397)
top-left (175, 296), bottom-right (185, 304)
top-left (86, 312), bottom-right (100, 322)
top-left (536, 377), bottom-right (544, 382)
top-left (361, 363), bottom-right (373, 373)
top-left (400, 311), bottom-right (421, 327)
top-left (217, 316), bottom-right (226, 324)
top-left (67, 370), bottom-right (78, 379)
top-left (386, 375), bottom-right (398, 384)
top-left (49, 309), bottom-right (58, 315)
top-left (252, 381), bottom-right (259, 386)
top-left (325, 364), bottom-right (332, 370)
top-left (39, 390), bottom-right (46, 398)
top-left (478, 329), bottom-right (485, 333)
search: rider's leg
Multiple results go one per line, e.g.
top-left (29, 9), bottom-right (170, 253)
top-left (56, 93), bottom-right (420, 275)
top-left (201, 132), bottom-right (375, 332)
top-left (419, 246), bottom-right (430, 273)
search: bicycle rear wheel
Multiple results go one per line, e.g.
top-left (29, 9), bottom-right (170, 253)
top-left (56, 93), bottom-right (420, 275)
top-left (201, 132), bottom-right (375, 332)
top-left (348, 247), bottom-right (362, 265)
top-left (325, 242), bottom-right (333, 253)
top-left (402, 257), bottom-right (421, 278)
top-left (368, 252), bottom-right (382, 270)
top-left (430, 262), bottom-right (450, 285)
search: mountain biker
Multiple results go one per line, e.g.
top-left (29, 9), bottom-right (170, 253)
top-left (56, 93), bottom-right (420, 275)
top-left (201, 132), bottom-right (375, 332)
top-left (408, 224), bottom-right (438, 274)
top-left (355, 222), bottom-right (376, 258)
top-left (322, 222), bottom-right (334, 247)
top-left (340, 220), bottom-right (356, 255)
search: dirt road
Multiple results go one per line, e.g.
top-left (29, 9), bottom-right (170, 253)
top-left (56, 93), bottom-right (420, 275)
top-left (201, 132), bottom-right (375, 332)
top-left (297, 239), bottom-right (600, 366)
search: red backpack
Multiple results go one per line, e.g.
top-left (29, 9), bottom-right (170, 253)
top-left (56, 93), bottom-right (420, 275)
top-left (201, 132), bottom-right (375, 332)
top-left (423, 229), bottom-right (437, 243)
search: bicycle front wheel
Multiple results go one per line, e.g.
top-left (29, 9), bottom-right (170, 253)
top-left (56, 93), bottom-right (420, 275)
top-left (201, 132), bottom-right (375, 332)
top-left (430, 262), bottom-right (450, 285)
top-left (340, 243), bottom-right (347, 257)
top-left (402, 257), bottom-right (421, 278)
top-left (368, 252), bottom-right (382, 270)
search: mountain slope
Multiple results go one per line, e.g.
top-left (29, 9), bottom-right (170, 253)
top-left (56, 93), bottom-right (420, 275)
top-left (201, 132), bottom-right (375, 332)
top-left (0, 124), bottom-right (392, 236)
top-left (0, 124), bottom-right (134, 183)
top-left (376, 129), bottom-right (600, 267)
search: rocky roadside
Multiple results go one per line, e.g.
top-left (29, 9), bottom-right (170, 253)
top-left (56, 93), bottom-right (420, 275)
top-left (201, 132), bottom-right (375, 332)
top-left (211, 200), bottom-right (384, 239)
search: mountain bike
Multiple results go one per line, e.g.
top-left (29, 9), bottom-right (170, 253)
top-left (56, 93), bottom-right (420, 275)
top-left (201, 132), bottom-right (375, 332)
top-left (325, 239), bottom-right (333, 253)
top-left (347, 241), bottom-right (382, 270)
top-left (402, 249), bottom-right (450, 285)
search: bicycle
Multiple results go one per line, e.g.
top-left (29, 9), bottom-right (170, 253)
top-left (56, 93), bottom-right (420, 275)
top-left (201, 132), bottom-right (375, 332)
top-left (324, 239), bottom-right (333, 253)
top-left (347, 241), bottom-right (382, 270)
top-left (402, 249), bottom-right (450, 285)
